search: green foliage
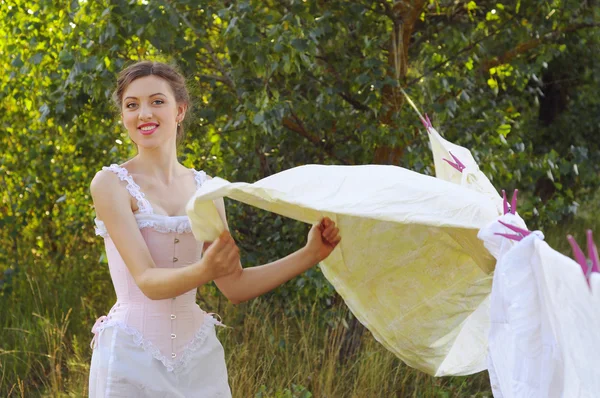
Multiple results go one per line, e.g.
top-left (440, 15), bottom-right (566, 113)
top-left (1, 0), bottom-right (599, 395)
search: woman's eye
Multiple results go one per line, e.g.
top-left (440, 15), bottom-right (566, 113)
top-left (153, 99), bottom-right (164, 105)
top-left (126, 103), bottom-right (137, 109)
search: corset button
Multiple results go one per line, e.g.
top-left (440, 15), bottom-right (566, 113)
top-left (174, 238), bottom-right (180, 244)
top-left (171, 333), bottom-right (176, 339)
top-left (170, 314), bottom-right (176, 320)
top-left (173, 257), bottom-right (178, 262)
top-left (171, 353), bottom-right (177, 358)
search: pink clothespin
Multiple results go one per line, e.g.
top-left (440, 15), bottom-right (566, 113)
top-left (494, 219), bottom-right (531, 242)
top-left (420, 113), bottom-right (433, 131)
top-left (443, 151), bottom-right (466, 173)
top-left (502, 189), bottom-right (519, 215)
top-left (567, 230), bottom-right (600, 280)
top-left (587, 230), bottom-right (600, 273)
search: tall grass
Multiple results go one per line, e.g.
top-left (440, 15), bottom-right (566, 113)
top-left (219, 300), bottom-right (491, 397)
top-left (1, 192), bottom-right (598, 397)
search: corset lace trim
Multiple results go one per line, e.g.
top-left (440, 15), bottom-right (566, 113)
top-left (193, 169), bottom-right (207, 188)
top-left (95, 165), bottom-right (207, 238)
top-left (94, 217), bottom-right (193, 238)
top-left (103, 164), bottom-right (153, 214)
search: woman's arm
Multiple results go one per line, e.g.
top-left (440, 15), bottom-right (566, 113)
top-left (91, 170), bottom-right (239, 300)
top-left (211, 196), bottom-right (341, 304)
top-left (214, 244), bottom-right (322, 305)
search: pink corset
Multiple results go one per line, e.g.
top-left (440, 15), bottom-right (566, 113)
top-left (92, 164), bottom-right (218, 372)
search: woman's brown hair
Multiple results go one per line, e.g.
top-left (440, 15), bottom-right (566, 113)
top-left (113, 61), bottom-right (190, 146)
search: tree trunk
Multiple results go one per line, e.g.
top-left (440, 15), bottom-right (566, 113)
top-left (374, 0), bottom-right (426, 164)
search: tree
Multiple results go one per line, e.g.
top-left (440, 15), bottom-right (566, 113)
top-left (1, 0), bottom-right (598, 393)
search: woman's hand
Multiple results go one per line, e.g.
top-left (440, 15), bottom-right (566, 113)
top-left (305, 217), bottom-right (342, 263)
top-left (200, 231), bottom-right (241, 280)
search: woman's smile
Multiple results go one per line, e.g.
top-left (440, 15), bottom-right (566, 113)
top-left (138, 122), bottom-right (159, 136)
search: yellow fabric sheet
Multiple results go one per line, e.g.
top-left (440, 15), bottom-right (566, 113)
top-left (187, 164), bottom-right (500, 375)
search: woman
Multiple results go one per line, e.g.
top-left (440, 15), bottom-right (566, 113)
top-left (89, 60), bottom-right (341, 397)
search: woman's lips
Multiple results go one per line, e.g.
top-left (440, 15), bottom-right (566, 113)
top-left (138, 125), bottom-right (158, 135)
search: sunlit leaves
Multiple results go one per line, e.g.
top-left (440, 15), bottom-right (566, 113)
top-left (1, 0), bottom-right (599, 316)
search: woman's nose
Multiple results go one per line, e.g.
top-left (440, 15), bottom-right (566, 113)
top-left (138, 105), bottom-right (153, 120)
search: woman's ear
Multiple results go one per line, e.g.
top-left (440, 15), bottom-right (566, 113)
top-left (177, 103), bottom-right (188, 123)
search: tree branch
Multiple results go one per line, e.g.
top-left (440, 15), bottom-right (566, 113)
top-left (308, 60), bottom-right (375, 114)
top-left (164, 0), bottom-right (236, 91)
top-left (339, 93), bottom-right (372, 112)
top-left (282, 111), bottom-right (352, 165)
top-left (482, 22), bottom-right (600, 70)
top-left (404, 11), bottom-right (519, 87)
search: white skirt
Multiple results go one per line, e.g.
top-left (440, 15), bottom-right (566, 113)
top-left (89, 322), bottom-right (231, 397)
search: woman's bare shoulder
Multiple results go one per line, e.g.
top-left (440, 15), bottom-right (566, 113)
top-left (90, 168), bottom-right (122, 195)
top-left (89, 168), bottom-right (132, 210)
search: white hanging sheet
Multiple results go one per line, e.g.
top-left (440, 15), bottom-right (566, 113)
top-left (530, 239), bottom-right (600, 397)
top-left (479, 217), bottom-right (564, 398)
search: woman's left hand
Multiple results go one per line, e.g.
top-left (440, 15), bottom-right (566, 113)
top-left (305, 217), bottom-right (342, 263)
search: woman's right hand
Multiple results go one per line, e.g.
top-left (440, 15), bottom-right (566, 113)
top-left (200, 231), bottom-right (241, 280)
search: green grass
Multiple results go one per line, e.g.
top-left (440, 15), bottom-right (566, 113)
top-left (0, 277), bottom-right (492, 398)
top-left (1, 192), bottom-right (598, 397)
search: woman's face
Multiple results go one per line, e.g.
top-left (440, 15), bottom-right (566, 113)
top-left (121, 75), bottom-right (186, 149)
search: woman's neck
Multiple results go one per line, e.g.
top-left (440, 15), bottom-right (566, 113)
top-left (131, 143), bottom-right (184, 185)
